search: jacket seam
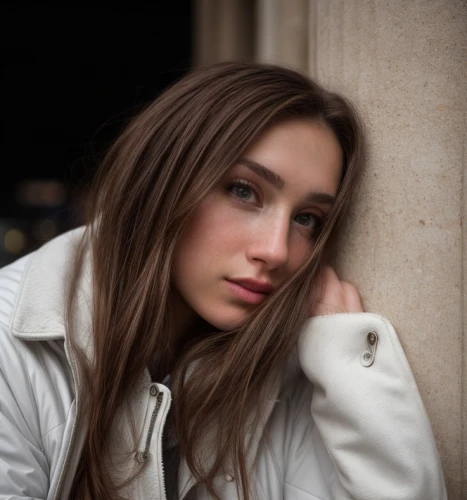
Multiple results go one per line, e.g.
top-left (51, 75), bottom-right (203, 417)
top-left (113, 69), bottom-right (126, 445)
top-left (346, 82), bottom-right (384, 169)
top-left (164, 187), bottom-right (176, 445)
top-left (11, 336), bottom-right (46, 452)
top-left (42, 420), bottom-right (67, 440)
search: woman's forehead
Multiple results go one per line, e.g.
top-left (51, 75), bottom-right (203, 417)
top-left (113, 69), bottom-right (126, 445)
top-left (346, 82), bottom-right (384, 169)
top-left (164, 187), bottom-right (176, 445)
top-left (238, 119), bottom-right (343, 196)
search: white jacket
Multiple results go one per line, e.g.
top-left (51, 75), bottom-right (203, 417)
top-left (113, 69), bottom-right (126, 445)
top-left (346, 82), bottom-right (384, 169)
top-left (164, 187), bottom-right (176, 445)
top-left (0, 228), bottom-right (447, 499)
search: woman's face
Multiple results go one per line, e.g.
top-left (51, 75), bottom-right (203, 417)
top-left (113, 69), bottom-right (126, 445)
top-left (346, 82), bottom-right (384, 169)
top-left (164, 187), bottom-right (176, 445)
top-left (172, 118), bottom-right (343, 331)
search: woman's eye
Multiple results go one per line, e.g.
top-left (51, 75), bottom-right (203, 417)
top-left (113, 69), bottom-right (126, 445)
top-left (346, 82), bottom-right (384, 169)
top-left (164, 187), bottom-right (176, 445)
top-left (294, 213), bottom-right (321, 230)
top-left (227, 181), bottom-right (259, 204)
top-left (232, 185), bottom-right (253, 200)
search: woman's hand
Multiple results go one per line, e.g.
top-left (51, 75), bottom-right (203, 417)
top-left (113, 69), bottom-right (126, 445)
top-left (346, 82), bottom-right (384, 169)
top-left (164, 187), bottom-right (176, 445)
top-left (311, 265), bottom-right (364, 316)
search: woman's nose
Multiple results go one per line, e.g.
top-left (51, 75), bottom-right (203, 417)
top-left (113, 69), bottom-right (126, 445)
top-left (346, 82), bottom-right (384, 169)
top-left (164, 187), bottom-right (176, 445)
top-left (246, 217), bottom-right (289, 270)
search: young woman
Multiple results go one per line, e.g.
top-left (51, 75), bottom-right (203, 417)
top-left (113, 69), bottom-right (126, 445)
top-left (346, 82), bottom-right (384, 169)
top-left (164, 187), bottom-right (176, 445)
top-left (0, 62), bottom-right (446, 499)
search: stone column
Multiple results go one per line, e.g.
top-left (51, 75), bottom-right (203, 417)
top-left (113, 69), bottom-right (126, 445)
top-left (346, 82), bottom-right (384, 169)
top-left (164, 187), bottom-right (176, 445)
top-left (256, 0), bottom-right (309, 72)
top-left (255, 0), bottom-right (466, 497)
top-left (310, 1), bottom-right (466, 498)
top-left (193, 0), bottom-right (254, 67)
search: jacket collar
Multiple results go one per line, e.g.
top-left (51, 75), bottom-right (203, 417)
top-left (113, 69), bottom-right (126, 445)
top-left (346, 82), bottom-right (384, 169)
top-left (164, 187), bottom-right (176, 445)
top-left (10, 226), bottom-right (95, 358)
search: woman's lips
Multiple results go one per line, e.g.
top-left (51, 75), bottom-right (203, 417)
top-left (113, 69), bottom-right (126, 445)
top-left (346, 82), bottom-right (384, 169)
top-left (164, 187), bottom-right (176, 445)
top-left (225, 279), bottom-right (271, 305)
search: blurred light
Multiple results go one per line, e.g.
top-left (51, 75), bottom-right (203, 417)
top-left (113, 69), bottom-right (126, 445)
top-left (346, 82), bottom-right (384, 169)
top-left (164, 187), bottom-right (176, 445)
top-left (17, 180), bottom-right (67, 207)
top-left (33, 219), bottom-right (57, 240)
top-left (4, 229), bottom-right (27, 254)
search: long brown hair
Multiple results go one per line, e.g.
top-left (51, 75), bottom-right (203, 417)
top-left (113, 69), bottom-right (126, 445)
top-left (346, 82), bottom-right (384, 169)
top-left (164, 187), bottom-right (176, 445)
top-left (68, 61), bottom-right (365, 499)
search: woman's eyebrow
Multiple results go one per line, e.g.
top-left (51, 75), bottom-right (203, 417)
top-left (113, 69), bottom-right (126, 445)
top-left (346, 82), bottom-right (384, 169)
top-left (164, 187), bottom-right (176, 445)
top-left (237, 157), bottom-right (336, 205)
top-left (238, 158), bottom-right (285, 190)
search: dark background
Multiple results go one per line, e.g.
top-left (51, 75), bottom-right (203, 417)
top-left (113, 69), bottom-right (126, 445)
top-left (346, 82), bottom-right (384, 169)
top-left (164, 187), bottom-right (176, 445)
top-left (1, 4), bottom-right (192, 265)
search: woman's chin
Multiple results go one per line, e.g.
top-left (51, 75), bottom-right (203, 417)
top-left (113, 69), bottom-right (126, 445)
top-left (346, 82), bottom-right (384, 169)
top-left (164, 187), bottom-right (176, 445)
top-left (197, 307), bottom-right (251, 332)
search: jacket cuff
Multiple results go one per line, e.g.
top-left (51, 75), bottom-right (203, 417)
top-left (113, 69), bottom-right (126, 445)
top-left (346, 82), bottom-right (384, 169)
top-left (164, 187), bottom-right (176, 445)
top-left (297, 312), bottom-right (447, 500)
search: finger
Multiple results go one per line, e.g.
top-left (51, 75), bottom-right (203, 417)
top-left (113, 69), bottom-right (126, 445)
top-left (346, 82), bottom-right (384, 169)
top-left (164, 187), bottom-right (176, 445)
top-left (318, 265), bottom-right (342, 293)
top-left (341, 281), bottom-right (364, 312)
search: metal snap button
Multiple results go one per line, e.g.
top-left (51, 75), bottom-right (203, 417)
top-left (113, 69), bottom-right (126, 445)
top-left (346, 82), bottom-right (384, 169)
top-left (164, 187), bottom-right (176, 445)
top-left (361, 331), bottom-right (378, 367)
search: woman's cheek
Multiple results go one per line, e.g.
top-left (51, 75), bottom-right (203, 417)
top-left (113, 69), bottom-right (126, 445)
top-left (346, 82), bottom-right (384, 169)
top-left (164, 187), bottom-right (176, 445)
top-left (288, 232), bottom-right (314, 269)
top-left (184, 197), bottom-right (255, 253)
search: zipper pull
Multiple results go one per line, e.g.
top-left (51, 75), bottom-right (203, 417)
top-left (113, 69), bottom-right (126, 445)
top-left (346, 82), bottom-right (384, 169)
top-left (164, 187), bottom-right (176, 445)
top-left (361, 331), bottom-right (378, 367)
top-left (136, 384), bottom-right (163, 463)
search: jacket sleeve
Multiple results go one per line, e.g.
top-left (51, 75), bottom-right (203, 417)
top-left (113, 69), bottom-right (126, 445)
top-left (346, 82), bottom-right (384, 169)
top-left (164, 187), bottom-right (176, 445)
top-left (297, 312), bottom-right (447, 500)
top-left (0, 324), bottom-right (49, 499)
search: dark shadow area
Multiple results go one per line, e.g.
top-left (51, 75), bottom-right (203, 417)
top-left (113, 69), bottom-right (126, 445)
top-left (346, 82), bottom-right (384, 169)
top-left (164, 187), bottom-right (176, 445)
top-left (1, 4), bottom-right (192, 265)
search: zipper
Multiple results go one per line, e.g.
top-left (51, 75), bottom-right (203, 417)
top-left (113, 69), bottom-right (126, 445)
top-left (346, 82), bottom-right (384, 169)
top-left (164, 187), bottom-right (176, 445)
top-left (136, 386), bottom-right (164, 462)
top-left (135, 384), bottom-right (169, 500)
top-left (159, 392), bottom-right (168, 500)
